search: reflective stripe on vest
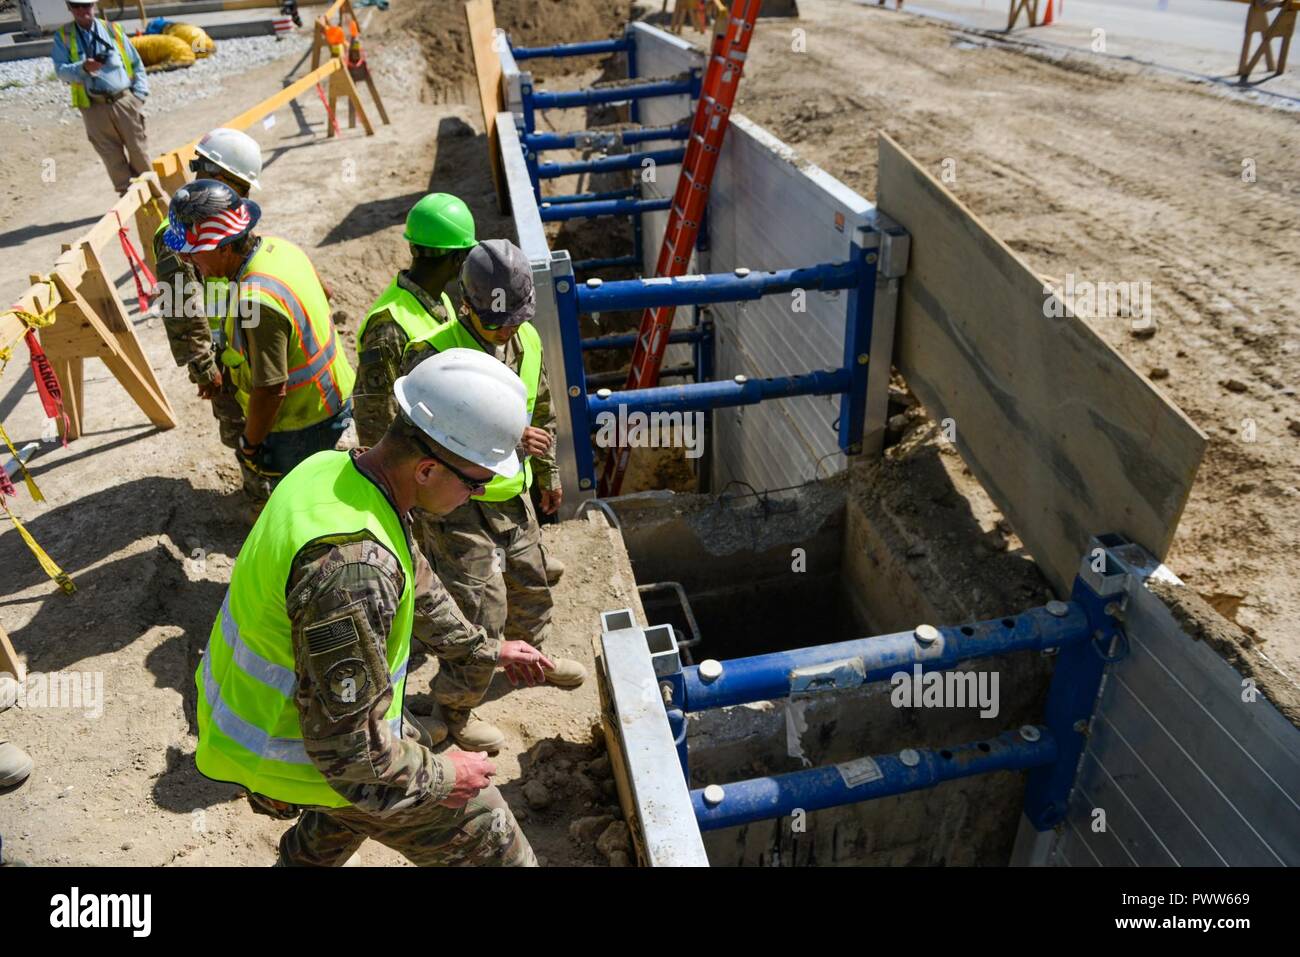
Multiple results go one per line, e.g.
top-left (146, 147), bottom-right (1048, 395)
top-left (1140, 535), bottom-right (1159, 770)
top-left (200, 593), bottom-right (405, 766)
top-left (60, 19), bottom-right (134, 110)
top-left (194, 450), bottom-right (414, 806)
top-left (420, 318), bottom-right (542, 502)
top-left (223, 239), bottom-right (356, 432)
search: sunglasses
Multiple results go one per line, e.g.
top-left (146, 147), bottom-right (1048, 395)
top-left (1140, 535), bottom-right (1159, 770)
top-left (411, 431), bottom-right (490, 495)
top-left (466, 303), bottom-right (520, 332)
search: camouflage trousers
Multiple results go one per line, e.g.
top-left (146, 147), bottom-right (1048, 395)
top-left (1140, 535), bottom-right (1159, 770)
top-left (276, 785), bottom-right (537, 867)
top-left (417, 493), bottom-right (554, 711)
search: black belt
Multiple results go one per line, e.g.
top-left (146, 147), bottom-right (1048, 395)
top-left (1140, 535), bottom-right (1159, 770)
top-left (87, 89), bottom-right (129, 105)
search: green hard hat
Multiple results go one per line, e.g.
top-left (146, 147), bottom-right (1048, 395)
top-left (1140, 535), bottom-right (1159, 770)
top-left (403, 193), bottom-right (476, 250)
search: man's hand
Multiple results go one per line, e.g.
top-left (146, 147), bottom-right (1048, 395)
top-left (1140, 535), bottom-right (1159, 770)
top-left (499, 639), bottom-right (554, 687)
top-left (438, 750), bottom-right (496, 808)
top-left (197, 369), bottom-right (224, 400)
top-left (540, 488), bottom-right (563, 515)
top-left (84, 58), bottom-right (103, 74)
top-left (519, 426), bottom-right (552, 458)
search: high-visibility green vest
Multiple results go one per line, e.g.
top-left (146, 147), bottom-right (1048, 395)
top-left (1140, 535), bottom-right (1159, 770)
top-left (221, 237), bottom-right (356, 432)
top-left (420, 317), bottom-right (541, 502)
top-left (59, 19), bottom-right (134, 110)
top-left (357, 275), bottom-right (454, 350)
top-left (194, 450), bottom-right (413, 807)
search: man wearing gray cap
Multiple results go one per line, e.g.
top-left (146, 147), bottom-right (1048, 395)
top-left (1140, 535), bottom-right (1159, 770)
top-left (401, 239), bottom-right (584, 754)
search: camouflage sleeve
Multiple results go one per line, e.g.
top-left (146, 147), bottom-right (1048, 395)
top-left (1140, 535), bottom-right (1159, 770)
top-left (410, 539), bottom-right (501, 664)
top-left (285, 533), bottom-right (457, 814)
top-left (153, 228), bottom-right (219, 384)
top-left (354, 314), bottom-right (409, 448)
top-left (399, 335), bottom-right (439, 378)
top-left (531, 353), bottom-right (560, 492)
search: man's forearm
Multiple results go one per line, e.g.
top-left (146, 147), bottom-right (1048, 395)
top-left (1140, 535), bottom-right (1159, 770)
top-left (244, 384), bottom-right (286, 445)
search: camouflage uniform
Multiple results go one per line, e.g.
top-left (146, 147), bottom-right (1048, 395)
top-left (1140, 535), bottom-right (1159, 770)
top-left (353, 272), bottom-right (454, 448)
top-left (257, 451), bottom-right (534, 866)
top-left (401, 320), bottom-right (559, 711)
top-left (152, 227), bottom-right (246, 451)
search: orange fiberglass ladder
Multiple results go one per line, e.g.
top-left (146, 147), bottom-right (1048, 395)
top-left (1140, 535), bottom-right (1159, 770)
top-left (598, 0), bottom-right (764, 497)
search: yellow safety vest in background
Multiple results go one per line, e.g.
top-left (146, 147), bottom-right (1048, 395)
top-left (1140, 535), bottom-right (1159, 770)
top-left (59, 18), bottom-right (134, 110)
top-left (222, 238), bottom-right (356, 433)
top-left (358, 275), bottom-right (454, 348)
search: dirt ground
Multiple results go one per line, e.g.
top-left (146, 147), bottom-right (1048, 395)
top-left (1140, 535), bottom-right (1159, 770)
top-left (721, 1), bottom-right (1300, 692)
top-left (0, 2), bottom-right (641, 866)
top-left (2, 0), bottom-right (1298, 866)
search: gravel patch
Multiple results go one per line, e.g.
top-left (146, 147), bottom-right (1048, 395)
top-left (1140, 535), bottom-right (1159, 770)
top-left (0, 33), bottom-right (311, 121)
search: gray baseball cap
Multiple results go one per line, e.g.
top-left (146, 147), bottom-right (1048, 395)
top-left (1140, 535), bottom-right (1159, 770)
top-left (460, 239), bottom-right (535, 328)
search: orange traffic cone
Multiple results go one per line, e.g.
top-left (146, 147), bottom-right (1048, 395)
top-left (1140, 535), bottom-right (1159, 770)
top-left (1043, 0), bottom-right (1054, 25)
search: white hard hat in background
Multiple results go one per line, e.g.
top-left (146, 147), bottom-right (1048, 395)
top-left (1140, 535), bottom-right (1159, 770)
top-left (393, 348), bottom-right (529, 478)
top-left (194, 127), bottom-right (264, 190)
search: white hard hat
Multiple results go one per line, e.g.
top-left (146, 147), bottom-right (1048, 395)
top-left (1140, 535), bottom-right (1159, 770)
top-left (194, 127), bottom-right (263, 190)
top-left (393, 348), bottom-right (529, 478)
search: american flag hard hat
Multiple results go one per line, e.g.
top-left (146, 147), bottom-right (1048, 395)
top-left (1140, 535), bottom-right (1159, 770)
top-left (162, 180), bottom-right (261, 254)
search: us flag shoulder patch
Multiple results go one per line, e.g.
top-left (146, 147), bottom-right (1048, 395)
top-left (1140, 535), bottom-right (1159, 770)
top-left (305, 614), bottom-right (361, 657)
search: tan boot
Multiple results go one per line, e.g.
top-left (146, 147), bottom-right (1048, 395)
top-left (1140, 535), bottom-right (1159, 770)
top-left (443, 708), bottom-right (506, 754)
top-left (545, 554), bottom-right (565, 586)
top-left (403, 707), bottom-right (448, 749)
top-left (542, 656), bottom-right (587, 689)
top-left (0, 742), bottom-right (33, 788)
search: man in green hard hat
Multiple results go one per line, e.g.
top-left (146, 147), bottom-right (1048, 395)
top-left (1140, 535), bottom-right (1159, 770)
top-left (354, 193), bottom-right (477, 448)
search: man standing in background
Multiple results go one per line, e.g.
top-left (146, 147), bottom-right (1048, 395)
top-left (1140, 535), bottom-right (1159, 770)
top-left (51, 2), bottom-right (151, 196)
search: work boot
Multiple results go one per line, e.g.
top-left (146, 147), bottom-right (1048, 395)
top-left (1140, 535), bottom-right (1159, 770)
top-left (542, 655), bottom-right (587, 689)
top-left (442, 707), bottom-right (506, 754)
top-left (0, 742), bottom-right (33, 789)
top-left (403, 706), bottom-right (448, 749)
top-left (0, 673), bottom-right (18, 714)
top-left (545, 554), bottom-right (565, 586)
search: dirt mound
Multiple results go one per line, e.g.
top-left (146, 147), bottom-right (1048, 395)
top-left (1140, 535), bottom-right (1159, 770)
top-left (375, 0), bottom-right (633, 98)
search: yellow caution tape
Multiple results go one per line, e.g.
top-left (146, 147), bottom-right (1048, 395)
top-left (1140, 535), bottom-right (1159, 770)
top-left (1, 499), bottom-right (75, 595)
top-left (0, 422), bottom-right (42, 503)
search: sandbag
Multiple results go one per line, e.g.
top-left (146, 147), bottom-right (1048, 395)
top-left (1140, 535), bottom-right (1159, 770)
top-left (163, 22), bottom-right (216, 59)
top-left (129, 33), bottom-right (196, 71)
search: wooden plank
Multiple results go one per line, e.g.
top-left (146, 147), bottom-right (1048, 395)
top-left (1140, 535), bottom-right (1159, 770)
top-left (876, 132), bottom-right (1207, 595)
top-left (70, 177), bottom-right (152, 256)
top-left (1, 278), bottom-right (63, 353)
top-left (465, 0), bottom-right (505, 211)
top-left (0, 621), bottom-right (24, 682)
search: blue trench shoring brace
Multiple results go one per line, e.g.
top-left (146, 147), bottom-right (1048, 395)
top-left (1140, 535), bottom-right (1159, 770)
top-left (646, 538), bottom-right (1126, 833)
top-left (512, 23), bottom-right (701, 243)
top-left (553, 242), bottom-right (880, 492)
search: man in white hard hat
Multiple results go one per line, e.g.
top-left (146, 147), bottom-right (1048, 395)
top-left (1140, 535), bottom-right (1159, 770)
top-left (154, 128), bottom-right (264, 467)
top-left (51, 1), bottom-right (150, 196)
top-left (401, 239), bottom-right (579, 755)
top-left (194, 348), bottom-right (549, 865)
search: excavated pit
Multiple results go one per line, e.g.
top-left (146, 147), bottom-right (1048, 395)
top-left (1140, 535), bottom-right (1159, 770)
top-left (606, 451), bottom-right (1058, 866)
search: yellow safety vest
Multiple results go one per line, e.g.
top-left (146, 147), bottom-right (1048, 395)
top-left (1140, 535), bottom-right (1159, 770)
top-left (358, 275), bottom-right (454, 349)
top-left (194, 450), bottom-right (413, 807)
top-left (221, 237), bottom-right (356, 432)
top-left (59, 19), bottom-right (134, 110)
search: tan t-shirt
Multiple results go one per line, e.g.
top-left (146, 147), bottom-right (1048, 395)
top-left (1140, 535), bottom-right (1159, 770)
top-left (244, 306), bottom-right (292, 388)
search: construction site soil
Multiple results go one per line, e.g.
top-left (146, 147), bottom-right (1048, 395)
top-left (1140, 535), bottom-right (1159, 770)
top-left (0, 0), bottom-right (1296, 865)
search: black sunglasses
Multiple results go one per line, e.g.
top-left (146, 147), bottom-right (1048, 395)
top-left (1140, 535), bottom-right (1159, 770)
top-left (411, 431), bottom-right (489, 495)
top-left (466, 302), bottom-right (519, 332)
